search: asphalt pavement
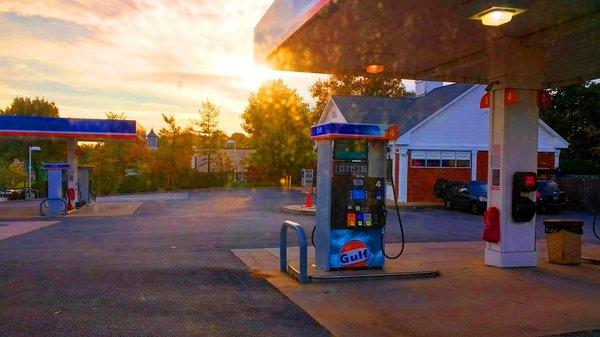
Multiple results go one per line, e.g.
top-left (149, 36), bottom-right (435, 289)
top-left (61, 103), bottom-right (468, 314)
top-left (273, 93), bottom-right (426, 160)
top-left (0, 188), bottom-right (597, 336)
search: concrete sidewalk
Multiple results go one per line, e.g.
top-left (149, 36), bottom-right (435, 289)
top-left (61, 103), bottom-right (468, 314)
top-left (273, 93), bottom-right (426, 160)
top-left (233, 241), bottom-right (600, 337)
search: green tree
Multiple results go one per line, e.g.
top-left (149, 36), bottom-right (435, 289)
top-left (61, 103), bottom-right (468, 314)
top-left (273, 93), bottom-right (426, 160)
top-left (242, 79), bottom-right (314, 183)
top-left (1, 97), bottom-right (60, 117)
top-left (81, 112), bottom-right (150, 194)
top-left (229, 132), bottom-right (250, 149)
top-left (195, 100), bottom-right (221, 173)
top-left (154, 114), bottom-right (195, 190)
top-left (0, 160), bottom-right (27, 189)
top-left (540, 81), bottom-right (600, 175)
top-left (309, 75), bottom-right (413, 121)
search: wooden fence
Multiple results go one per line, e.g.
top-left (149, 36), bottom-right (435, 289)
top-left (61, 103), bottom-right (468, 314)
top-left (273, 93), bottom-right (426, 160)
top-left (556, 175), bottom-right (600, 210)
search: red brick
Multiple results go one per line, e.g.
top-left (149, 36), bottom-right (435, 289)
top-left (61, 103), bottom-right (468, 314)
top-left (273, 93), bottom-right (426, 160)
top-left (407, 165), bottom-right (470, 202)
top-left (407, 151), bottom-right (555, 202)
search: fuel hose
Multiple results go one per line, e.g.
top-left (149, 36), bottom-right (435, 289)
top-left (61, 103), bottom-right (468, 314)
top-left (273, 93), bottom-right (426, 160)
top-left (383, 175), bottom-right (405, 259)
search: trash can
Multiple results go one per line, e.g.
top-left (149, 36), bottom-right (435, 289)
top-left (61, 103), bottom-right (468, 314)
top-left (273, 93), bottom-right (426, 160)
top-left (543, 220), bottom-right (583, 265)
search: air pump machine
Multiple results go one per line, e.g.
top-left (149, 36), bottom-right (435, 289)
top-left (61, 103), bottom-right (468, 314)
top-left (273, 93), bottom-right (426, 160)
top-left (310, 123), bottom-right (401, 271)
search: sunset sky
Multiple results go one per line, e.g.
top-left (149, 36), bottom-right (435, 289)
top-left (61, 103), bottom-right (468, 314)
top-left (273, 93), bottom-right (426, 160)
top-left (1, 1), bottom-right (408, 135)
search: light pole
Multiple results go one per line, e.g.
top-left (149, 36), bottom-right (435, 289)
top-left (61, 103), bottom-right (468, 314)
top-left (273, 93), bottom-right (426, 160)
top-left (226, 139), bottom-right (237, 182)
top-left (28, 146), bottom-right (41, 199)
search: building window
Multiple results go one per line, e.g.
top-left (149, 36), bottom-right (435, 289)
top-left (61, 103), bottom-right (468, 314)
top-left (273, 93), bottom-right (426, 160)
top-left (411, 150), bottom-right (471, 168)
top-left (456, 152), bottom-right (471, 168)
top-left (425, 151), bottom-right (441, 167)
top-left (441, 152), bottom-right (455, 167)
top-left (411, 151), bottom-right (426, 167)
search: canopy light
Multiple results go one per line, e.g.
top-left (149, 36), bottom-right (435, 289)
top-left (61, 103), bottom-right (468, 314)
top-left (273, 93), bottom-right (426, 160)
top-left (471, 7), bottom-right (526, 26)
top-left (365, 64), bottom-right (384, 74)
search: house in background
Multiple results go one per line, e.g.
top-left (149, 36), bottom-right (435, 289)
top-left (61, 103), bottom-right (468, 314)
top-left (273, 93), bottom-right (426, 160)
top-left (318, 81), bottom-right (569, 203)
top-left (191, 148), bottom-right (254, 181)
top-left (146, 128), bottom-right (158, 150)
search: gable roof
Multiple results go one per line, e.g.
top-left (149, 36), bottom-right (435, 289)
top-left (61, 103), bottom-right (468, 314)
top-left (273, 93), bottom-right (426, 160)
top-left (331, 83), bottom-right (476, 135)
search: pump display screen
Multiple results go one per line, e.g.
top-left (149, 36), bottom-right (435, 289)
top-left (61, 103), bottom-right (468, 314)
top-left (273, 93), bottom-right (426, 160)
top-left (351, 188), bottom-right (366, 201)
top-left (334, 139), bottom-right (367, 160)
top-left (334, 162), bottom-right (368, 174)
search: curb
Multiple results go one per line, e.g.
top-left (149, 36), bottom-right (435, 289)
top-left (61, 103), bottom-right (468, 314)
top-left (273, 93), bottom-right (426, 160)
top-left (282, 205), bottom-right (316, 215)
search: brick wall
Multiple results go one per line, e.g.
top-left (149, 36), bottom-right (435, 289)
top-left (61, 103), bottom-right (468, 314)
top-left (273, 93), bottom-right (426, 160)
top-left (408, 151), bottom-right (556, 201)
top-left (477, 151), bottom-right (488, 181)
top-left (475, 151), bottom-right (555, 183)
top-left (407, 165), bottom-right (470, 202)
top-left (538, 152), bottom-right (555, 169)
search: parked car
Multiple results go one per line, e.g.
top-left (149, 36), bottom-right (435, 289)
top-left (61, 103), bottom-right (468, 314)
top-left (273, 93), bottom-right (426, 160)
top-left (537, 180), bottom-right (568, 212)
top-left (437, 180), bottom-right (488, 214)
top-left (433, 179), bottom-right (460, 199)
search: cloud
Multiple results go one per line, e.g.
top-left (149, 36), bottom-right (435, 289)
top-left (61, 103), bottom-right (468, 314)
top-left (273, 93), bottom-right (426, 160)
top-left (0, 1), bottom-right (327, 134)
top-left (0, 12), bottom-right (95, 42)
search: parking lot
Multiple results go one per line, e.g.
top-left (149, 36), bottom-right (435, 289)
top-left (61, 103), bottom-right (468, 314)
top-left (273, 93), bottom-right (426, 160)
top-left (0, 188), bottom-right (598, 336)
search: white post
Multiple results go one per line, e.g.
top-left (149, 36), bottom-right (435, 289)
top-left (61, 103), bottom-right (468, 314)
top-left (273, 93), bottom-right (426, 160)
top-left (471, 150), bottom-right (478, 181)
top-left (554, 150), bottom-right (560, 169)
top-left (484, 38), bottom-right (544, 267)
top-left (398, 146), bottom-right (409, 202)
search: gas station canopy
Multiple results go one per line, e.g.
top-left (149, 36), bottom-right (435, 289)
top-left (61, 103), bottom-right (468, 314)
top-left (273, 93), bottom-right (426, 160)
top-left (0, 115), bottom-right (141, 141)
top-left (255, 0), bottom-right (600, 86)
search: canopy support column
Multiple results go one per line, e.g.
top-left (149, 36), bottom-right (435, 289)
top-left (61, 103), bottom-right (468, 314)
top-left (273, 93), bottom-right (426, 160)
top-left (484, 38), bottom-right (544, 267)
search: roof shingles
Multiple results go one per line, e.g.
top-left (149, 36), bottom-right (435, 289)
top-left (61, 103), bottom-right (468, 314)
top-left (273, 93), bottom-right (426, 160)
top-left (332, 83), bottom-right (476, 135)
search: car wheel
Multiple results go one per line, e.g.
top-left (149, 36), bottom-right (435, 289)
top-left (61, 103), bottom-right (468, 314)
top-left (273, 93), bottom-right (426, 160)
top-left (444, 199), bottom-right (453, 210)
top-left (470, 202), bottom-right (479, 215)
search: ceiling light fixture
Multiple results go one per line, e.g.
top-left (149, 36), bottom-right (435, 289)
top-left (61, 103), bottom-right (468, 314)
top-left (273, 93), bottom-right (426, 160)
top-left (471, 7), bottom-right (525, 26)
top-left (366, 64), bottom-right (384, 74)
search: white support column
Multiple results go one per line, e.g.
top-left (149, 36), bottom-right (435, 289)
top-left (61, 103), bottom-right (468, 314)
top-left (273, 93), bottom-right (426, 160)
top-left (470, 150), bottom-right (478, 181)
top-left (67, 139), bottom-right (79, 203)
top-left (398, 146), bottom-right (408, 202)
top-left (554, 150), bottom-right (561, 169)
top-left (484, 38), bottom-right (544, 268)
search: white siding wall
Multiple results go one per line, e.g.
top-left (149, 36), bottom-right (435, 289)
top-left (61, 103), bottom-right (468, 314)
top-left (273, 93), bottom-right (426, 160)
top-left (538, 126), bottom-right (556, 152)
top-left (409, 86), bottom-right (489, 150)
top-left (404, 85), bottom-right (567, 152)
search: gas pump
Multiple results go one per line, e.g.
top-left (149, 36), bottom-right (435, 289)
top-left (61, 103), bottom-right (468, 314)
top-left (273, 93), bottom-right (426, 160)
top-left (311, 123), bottom-right (402, 271)
top-left (77, 166), bottom-right (93, 206)
top-left (42, 163), bottom-right (69, 216)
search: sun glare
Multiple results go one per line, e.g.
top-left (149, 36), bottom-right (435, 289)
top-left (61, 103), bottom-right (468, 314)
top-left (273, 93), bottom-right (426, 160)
top-left (214, 57), bottom-right (281, 90)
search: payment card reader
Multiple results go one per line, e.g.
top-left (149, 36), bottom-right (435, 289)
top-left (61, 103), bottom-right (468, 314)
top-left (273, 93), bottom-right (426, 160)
top-left (311, 123), bottom-right (398, 271)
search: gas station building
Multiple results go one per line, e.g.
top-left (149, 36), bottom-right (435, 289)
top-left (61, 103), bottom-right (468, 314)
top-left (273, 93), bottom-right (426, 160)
top-left (256, 0), bottom-right (600, 267)
top-left (318, 82), bottom-right (568, 202)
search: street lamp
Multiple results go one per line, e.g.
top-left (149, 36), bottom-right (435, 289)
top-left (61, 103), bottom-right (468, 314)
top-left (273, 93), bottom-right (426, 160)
top-left (28, 146), bottom-right (41, 199)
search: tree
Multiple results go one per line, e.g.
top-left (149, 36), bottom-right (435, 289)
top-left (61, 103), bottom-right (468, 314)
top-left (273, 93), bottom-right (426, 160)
top-left (242, 79), bottom-right (314, 183)
top-left (540, 81), bottom-right (600, 175)
top-left (195, 100), bottom-right (221, 173)
top-left (81, 112), bottom-right (150, 194)
top-left (309, 75), bottom-right (413, 121)
top-left (0, 97), bottom-right (64, 186)
top-left (153, 114), bottom-right (195, 190)
top-left (1, 97), bottom-right (60, 117)
top-left (229, 132), bottom-right (250, 149)
top-left (0, 160), bottom-right (27, 189)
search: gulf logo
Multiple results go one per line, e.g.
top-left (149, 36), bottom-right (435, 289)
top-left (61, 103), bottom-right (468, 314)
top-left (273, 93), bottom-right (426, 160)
top-left (339, 240), bottom-right (370, 269)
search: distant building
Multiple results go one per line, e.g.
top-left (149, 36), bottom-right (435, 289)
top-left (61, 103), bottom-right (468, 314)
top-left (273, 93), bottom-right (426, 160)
top-left (191, 148), bottom-right (254, 180)
top-left (146, 128), bottom-right (158, 150)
